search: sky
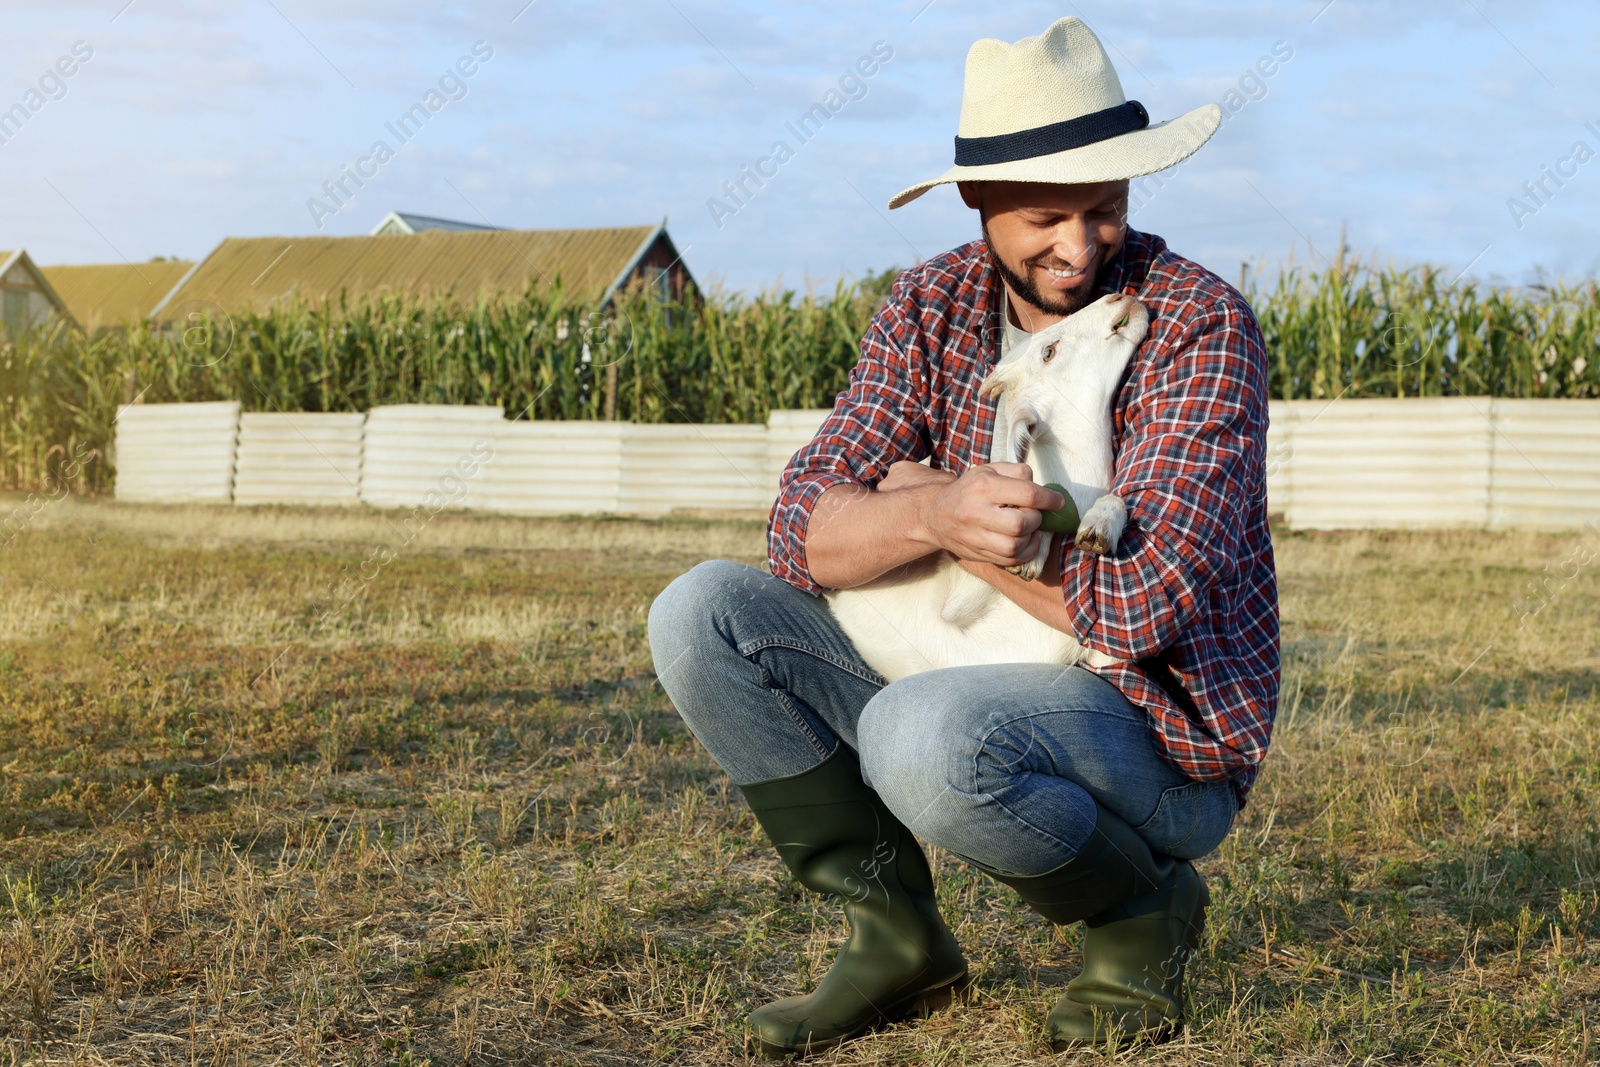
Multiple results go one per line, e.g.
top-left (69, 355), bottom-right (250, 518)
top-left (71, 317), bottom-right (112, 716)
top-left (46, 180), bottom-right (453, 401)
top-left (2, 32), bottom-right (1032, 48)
top-left (2, 0), bottom-right (1597, 294)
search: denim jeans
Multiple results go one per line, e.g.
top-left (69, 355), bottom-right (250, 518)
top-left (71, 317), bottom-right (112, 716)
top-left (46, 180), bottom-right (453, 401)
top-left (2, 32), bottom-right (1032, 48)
top-left (647, 559), bottom-right (1238, 877)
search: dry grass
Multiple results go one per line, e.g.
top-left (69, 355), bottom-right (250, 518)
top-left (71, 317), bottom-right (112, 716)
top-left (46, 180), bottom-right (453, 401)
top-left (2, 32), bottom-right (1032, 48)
top-left (1, 498), bottom-right (1597, 1065)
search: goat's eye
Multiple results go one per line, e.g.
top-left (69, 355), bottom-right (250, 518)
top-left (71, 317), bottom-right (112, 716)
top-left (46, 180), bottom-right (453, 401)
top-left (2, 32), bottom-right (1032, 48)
top-left (1042, 342), bottom-right (1057, 363)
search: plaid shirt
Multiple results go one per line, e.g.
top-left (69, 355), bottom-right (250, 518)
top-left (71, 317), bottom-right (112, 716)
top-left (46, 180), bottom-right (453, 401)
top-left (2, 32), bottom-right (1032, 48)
top-left (767, 230), bottom-right (1280, 801)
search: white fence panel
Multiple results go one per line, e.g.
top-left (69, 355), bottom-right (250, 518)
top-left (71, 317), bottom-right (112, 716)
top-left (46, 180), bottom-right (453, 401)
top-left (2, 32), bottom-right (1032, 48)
top-left (1489, 399), bottom-right (1600, 529)
top-left (113, 401), bottom-right (239, 503)
top-left (1264, 400), bottom-right (1293, 516)
top-left (233, 412), bottom-right (365, 506)
top-left (100, 400), bottom-right (1600, 530)
top-left (619, 424), bottom-right (771, 515)
top-left (359, 405), bottom-right (503, 510)
top-left (1285, 397), bottom-right (1494, 530)
top-left (483, 421), bottom-right (627, 515)
top-left (766, 409), bottom-right (831, 495)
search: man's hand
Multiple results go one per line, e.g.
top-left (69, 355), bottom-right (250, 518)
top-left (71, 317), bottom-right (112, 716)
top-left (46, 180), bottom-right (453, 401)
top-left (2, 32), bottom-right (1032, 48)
top-left (876, 459), bottom-right (955, 494)
top-left (804, 461), bottom-right (1064, 590)
top-left (917, 463), bottom-right (1065, 568)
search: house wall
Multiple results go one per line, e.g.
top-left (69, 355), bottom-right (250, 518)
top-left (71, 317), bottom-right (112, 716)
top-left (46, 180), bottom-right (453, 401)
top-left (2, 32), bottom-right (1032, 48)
top-left (627, 234), bottom-right (695, 301)
top-left (1, 260), bottom-right (61, 338)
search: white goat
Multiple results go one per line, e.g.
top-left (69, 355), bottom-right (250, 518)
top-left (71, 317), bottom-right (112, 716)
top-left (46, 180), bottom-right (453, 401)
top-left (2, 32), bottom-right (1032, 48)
top-left (824, 292), bottom-right (1150, 683)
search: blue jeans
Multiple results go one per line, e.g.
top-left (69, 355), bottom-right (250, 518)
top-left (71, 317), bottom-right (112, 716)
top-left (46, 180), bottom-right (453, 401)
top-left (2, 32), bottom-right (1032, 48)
top-left (647, 560), bottom-right (1238, 877)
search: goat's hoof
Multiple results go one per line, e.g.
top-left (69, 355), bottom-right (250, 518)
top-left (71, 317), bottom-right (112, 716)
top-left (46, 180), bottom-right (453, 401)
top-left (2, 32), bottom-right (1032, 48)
top-left (1075, 528), bottom-right (1112, 555)
top-left (1007, 561), bottom-right (1043, 581)
top-left (1075, 494), bottom-right (1127, 556)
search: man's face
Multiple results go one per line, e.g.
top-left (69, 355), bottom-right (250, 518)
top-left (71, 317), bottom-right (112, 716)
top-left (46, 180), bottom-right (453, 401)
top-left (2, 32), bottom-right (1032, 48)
top-left (960, 180), bottom-right (1130, 321)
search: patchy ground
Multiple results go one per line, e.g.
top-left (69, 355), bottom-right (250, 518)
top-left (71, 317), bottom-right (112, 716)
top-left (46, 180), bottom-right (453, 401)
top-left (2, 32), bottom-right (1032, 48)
top-left (1, 499), bottom-right (1597, 1065)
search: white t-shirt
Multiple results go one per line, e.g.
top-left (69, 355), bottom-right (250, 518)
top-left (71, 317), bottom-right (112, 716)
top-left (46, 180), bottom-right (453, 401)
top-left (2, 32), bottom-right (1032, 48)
top-left (988, 287), bottom-right (1033, 464)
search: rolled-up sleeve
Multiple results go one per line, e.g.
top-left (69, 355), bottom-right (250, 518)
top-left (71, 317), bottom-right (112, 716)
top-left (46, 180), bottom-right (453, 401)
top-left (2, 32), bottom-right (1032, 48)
top-left (767, 291), bottom-right (932, 594)
top-left (1060, 294), bottom-right (1268, 660)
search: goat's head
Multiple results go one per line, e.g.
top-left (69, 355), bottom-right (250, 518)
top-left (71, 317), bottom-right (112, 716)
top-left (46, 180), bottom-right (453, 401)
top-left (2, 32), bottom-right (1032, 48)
top-left (977, 292), bottom-right (1150, 463)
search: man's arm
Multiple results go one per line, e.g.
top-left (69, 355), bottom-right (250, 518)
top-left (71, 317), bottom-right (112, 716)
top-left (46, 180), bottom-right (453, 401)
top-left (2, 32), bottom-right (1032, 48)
top-left (805, 460), bottom-right (1066, 590)
top-left (1060, 294), bottom-right (1266, 660)
top-left (951, 292), bottom-right (1269, 656)
top-left (951, 552), bottom-right (1074, 627)
top-left (768, 281), bottom-right (1064, 593)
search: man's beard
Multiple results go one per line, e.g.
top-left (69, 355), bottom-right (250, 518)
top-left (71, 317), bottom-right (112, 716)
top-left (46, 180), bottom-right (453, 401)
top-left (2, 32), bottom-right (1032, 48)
top-left (982, 221), bottom-right (1101, 318)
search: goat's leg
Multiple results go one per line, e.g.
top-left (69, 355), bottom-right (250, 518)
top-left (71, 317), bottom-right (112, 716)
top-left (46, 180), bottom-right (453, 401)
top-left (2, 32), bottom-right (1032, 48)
top-left (1075, 495), bottom-right (1126, 555)
top-left (940, 570), bottom-right (997, 626)
top-left (1006, 531), bottom-right (1054, 582)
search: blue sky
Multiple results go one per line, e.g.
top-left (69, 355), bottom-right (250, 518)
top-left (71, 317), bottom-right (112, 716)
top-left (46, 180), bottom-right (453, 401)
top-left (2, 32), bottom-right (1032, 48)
top-left (3, 0), bottom-right (1596, 293)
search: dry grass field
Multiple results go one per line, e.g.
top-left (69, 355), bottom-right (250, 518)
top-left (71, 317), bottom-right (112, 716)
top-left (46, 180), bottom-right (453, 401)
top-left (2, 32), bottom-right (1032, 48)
top-left (1, 498), bottom-right (1597, 1065)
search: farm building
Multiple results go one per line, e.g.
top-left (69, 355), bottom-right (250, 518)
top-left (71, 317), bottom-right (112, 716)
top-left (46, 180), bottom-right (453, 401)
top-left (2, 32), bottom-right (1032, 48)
top-left (40, 259), bottom-right (195, 330)
top-left (0, 250), bottom-right (75, 338)
top-left (369, 211), bottom-right (500, 235)
top-left (151, 221), bottom-right (694, 321)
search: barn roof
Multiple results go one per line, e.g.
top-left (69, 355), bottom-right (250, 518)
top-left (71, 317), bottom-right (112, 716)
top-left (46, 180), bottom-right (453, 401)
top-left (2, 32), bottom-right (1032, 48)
top-left (370, 211), bottom-right (501, 235)
top-left (152, 224), bottom-right (666, 320)
top-left (40, 260), bottom-right (196, 329)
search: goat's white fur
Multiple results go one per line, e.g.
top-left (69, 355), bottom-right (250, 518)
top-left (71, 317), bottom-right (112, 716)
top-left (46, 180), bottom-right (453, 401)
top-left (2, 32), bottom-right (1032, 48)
top-left (824, 292), bottom-right (1150, 683)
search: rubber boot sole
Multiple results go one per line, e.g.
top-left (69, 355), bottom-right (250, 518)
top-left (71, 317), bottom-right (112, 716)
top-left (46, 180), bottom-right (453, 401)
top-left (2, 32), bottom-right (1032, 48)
top-left (750, 968), bottom-right (972, 1059)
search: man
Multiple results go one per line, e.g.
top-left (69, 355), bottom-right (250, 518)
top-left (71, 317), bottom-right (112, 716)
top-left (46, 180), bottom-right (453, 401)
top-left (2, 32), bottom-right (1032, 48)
top-left (648, 17), bottom-right (1279, 1058)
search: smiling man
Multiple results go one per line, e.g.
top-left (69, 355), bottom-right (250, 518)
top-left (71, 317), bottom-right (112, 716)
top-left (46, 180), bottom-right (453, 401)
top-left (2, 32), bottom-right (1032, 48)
top-left (649, 17), bottom-right (1280, 1058)
top-left (978, 179), bottom-right (1127, 319)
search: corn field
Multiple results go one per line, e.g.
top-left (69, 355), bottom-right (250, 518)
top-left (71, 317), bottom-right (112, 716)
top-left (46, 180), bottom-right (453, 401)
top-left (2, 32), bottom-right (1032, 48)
top-left (1253, 262), bottom-right (1599, 401)
top-left (2, 261), bottom-right (1597, 494)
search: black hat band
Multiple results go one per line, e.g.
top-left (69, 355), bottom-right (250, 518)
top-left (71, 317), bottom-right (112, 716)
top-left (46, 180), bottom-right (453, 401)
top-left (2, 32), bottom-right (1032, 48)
top-left (953, 100), bottom-right (1149, 167)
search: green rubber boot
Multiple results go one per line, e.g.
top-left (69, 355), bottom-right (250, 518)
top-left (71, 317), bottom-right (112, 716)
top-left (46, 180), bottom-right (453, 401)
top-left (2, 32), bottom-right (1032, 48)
top-left (978, 807), bottom-right (1208, 1050)
top-left (1045, 860), bottom-right (1209, 1049)
top-left (979, 807), bottom-right (1167, 925)
top-left (739, 748), bottom-right (968, 1059)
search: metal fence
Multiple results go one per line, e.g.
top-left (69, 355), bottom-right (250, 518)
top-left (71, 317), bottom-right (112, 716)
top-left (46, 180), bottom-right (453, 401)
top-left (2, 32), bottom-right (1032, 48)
top-left (1271, 397), bottom-right (1600, 529)
top-left (112, 401), bottom-right (240, 504)
top-left (234, 411), bottom-right (365, 506)
top-left (110, 399), bottom-right (1600, 529)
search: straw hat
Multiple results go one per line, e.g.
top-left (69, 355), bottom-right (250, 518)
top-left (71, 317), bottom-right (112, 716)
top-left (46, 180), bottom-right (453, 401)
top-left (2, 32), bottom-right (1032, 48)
top-left (888, 17), bottom-right (1221, 209)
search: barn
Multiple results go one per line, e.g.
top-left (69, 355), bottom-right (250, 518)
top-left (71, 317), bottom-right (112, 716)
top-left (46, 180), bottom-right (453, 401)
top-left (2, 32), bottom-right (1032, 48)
top-left (40, 260), bottom-right (195, 331)
top-left (151, 220), bottom-right (694, 321)
top-left (0, 250), bottom-right (75, 338)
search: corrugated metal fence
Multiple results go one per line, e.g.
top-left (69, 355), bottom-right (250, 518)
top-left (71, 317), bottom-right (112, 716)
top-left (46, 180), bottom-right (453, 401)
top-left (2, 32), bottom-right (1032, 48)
top-left (1271, 397), bottom-right (1600, 529)
top-left (113, 401), bottom-right (239, 504)
top-left (234, 411), bottom-right (365, 506)
top-left (110, 399), bottom-right (1600, 529)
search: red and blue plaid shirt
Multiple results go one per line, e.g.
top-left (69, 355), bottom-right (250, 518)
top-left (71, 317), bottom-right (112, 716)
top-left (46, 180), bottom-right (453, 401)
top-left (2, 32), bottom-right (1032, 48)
top-left (767, 229), bottom-right (1280, 801)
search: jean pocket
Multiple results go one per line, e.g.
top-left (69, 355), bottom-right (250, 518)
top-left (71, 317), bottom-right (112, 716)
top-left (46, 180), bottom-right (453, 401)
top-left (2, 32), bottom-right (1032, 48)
top-left (1133, 779), bottom-right (1239, 859)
